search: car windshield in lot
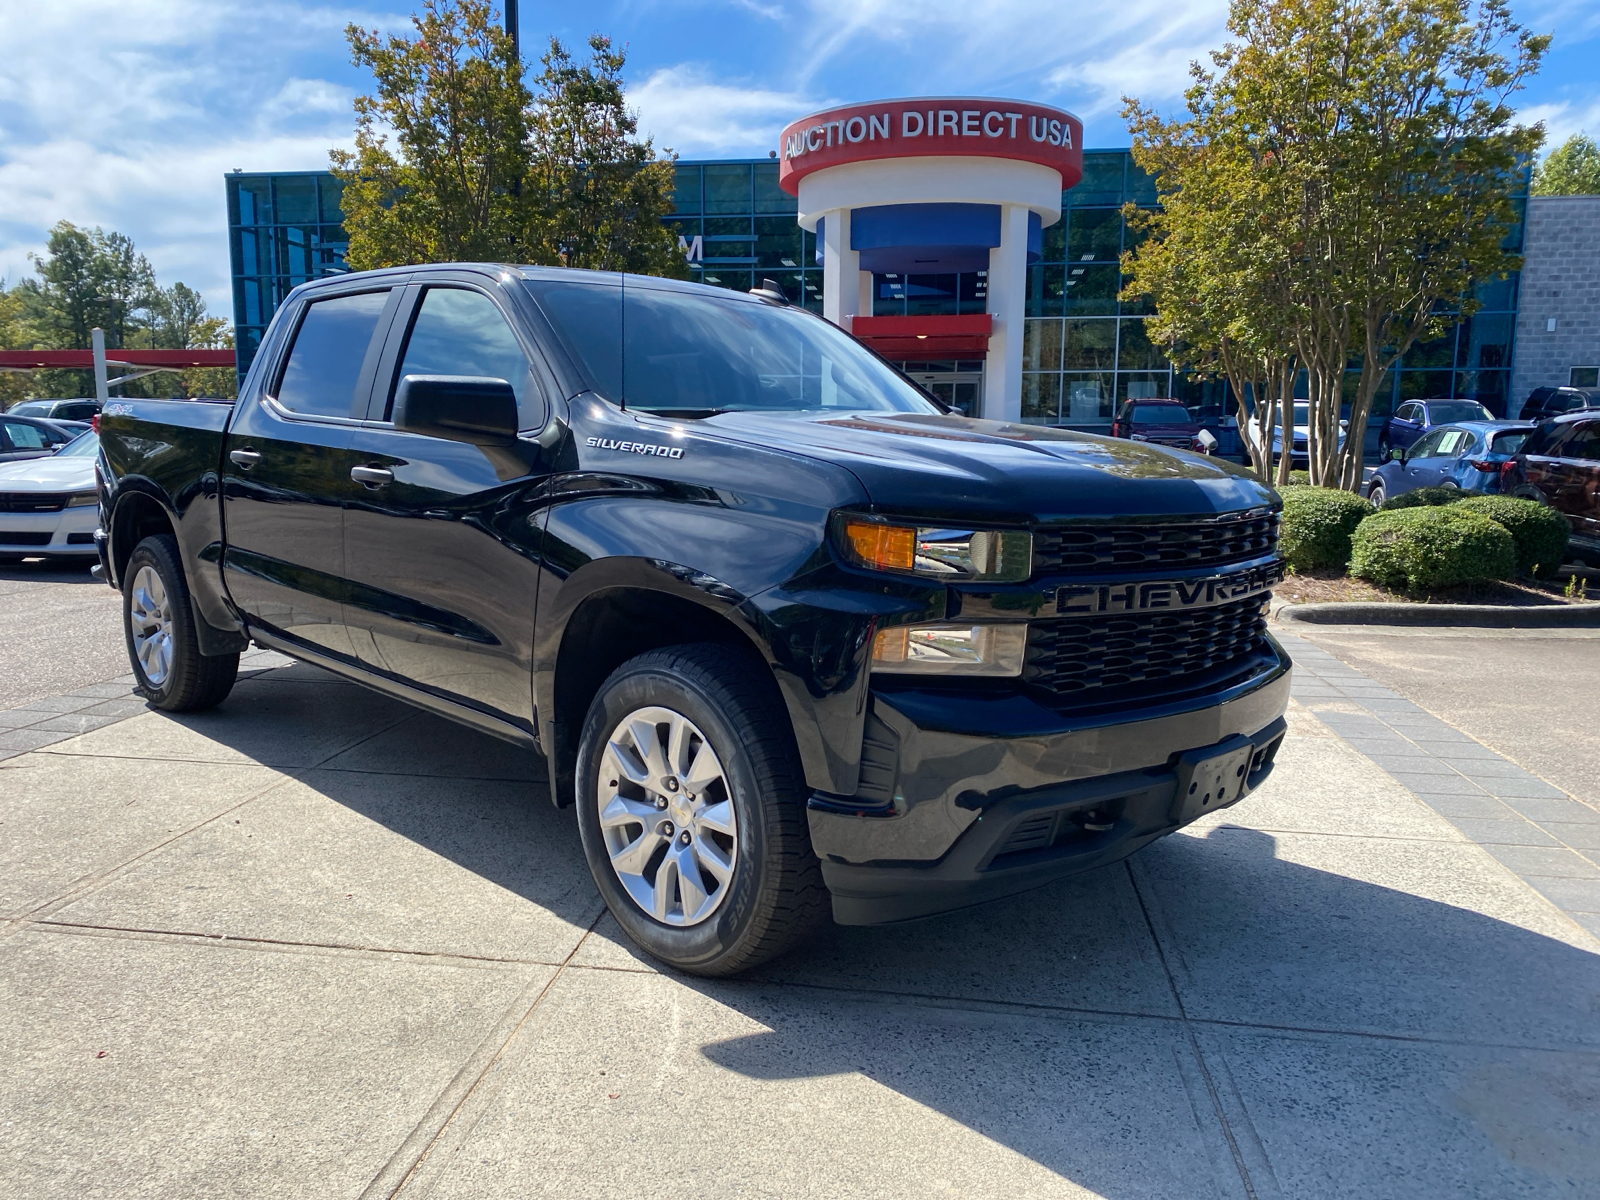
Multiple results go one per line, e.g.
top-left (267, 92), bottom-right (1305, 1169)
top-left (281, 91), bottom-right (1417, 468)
top-left (1129, 404), bottom-right (1190, 424)
top-left (527, 279), bottom-right (940, 418)
top-left (1430, 401), bottom-right (1492, 423)
top-left (7, 401), bottom-right (54, 417)
top-left (1489, 430), bottom-right (1529, 455)
top-left (55, 431), bottom-right (99, 457)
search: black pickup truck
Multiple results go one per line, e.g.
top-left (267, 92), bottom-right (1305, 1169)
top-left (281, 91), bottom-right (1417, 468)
top-left (96, 264), bottom-right (1289, 975)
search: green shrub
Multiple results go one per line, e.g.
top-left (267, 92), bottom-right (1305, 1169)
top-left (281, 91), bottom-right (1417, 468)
top-left (1277, 485), bottom-right (1372, 571)
top-left (1378, 485), bottom-right (1465, 511)
top-left (1350, 506), bottom-right (1516, 591)
top-left (1453, 495), bottom-right (1569, 578)
top-left (1287, 470), bottom-right (1311, 486)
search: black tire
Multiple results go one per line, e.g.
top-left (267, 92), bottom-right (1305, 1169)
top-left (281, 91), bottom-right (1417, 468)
top-left (575, 643), bottom-right (829, 976)
top-left (122, 534), bottom-right (239, 712)
top-left (1367, 480), bottom-right (1386, 507)
top-left (1377, 438), bottom-right (1392, 464)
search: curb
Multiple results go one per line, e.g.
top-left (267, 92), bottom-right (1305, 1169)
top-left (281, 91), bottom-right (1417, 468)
top-left (1274, 600), bottom-right (1600, 628)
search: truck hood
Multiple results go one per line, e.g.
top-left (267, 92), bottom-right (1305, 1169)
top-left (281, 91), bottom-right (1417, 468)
top-left (700, 410), bottom-right (1275, 523)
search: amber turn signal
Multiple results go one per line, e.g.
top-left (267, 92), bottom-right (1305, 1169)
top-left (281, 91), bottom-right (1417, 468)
top-left (843, 519), bottom-right (916, 572)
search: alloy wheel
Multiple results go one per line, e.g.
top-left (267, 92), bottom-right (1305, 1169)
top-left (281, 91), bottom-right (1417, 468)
top-left (128, 564), bottom-right (174, 687)
top-left (597, 705), bottom-right (738, 927)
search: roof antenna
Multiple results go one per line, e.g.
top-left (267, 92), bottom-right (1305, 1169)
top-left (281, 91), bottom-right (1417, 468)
top-left (750, 277), bottom-right (789, 304)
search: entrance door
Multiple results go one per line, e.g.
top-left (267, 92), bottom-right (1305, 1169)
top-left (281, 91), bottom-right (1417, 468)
top-left (906, 368), bottom-right (984, 416)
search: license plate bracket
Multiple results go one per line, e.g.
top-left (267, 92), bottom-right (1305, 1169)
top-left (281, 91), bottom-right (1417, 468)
top-left (1172, 735), bottom-right (1257, 826)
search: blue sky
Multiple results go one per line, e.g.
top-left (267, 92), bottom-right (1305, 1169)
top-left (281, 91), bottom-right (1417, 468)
top-left (1, 0), bottom-right (1596, 317)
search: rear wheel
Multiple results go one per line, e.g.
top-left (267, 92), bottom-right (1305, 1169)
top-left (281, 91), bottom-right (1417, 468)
top-left (123, 535), bottom-right (238, 712)
top-left (1378, 437), bottom-right (1392, 464)
top-left (575, 643), bottom-right (829, 976)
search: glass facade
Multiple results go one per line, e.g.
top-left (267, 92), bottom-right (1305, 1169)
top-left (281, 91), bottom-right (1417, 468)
top-left (229, 155), bottom-right (1527, 422)
top-left (227, 172), bottom-right (350, 376)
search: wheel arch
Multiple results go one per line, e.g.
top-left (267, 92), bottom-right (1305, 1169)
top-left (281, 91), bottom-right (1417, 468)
top-left (542, 562), bottom-right (782, 808)
top-left (108, 486), bottom-right (178, 588)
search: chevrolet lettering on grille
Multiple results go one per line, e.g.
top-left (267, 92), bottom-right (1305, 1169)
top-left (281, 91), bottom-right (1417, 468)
top-left (1055, 562), bottom-right (1284, 616)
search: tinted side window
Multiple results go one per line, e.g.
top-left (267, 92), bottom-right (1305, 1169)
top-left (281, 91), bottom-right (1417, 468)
top-left (1409, 430), bottom-right (1446, 458)
top-left (275, 291), bottom-right (390, 418)
top-left (1568, 422), bottom-right (1600, 461)
top-left (389, 288), bottom-right (542, 428)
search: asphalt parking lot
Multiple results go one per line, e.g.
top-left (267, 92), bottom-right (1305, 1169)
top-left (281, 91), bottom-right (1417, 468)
top-left (1, 571), bottom-right (1598, 1198)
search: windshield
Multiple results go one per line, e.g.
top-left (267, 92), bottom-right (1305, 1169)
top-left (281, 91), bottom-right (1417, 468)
top-left (1430, 401), bottom-right (1491, 423)
top-left (8, 401), bottom-right (51, 417)
top-left (1489, 430), bottom-right (1529, 455)
top-left (526, 280), bottom-right (939, 417)
top-left (55, 431), bottom-right (99, 457)
top-left (1293, 404), bottom-right (1310, 426)
top-left (1129, 404), bottom-right (1190, 424)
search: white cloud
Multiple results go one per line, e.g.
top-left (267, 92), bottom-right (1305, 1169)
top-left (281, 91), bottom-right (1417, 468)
top-left (0, 1), bottom-right (374, 312)
top-left (1519, 100), bottom-right (1600, 152)
top-left (630, 65), bottom-right (823, 157)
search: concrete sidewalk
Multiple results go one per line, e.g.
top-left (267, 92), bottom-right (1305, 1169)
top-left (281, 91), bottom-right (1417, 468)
top-left (1, 643), bottom-right (1597, 1198)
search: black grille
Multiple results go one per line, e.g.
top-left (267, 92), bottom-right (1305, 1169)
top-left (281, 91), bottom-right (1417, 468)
top-left (1033, 512), bottom-right (1279, 575)
top-left (1024, 595), bottom-right (1271, 700)
top-left (0, 492), bottom-right (70, 513)
top-left (0, 531), bottom-right (54, 546)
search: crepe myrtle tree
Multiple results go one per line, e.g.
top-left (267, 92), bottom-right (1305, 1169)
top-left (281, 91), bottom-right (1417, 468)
top-left (1124, 99), bottom-right (1302, 484)
top-left (1124, 0), bottom-right (1546, 491)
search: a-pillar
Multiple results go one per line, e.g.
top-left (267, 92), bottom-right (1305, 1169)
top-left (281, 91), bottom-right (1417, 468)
top-left (983, 204), bottom-right (1032, 424)
top-left (820, 208), bottom-right (873, 329)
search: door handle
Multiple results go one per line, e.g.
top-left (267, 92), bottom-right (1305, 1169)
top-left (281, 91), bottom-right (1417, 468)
top-left (228, 448), bottom-right (261, 469)
top-left (351, 465), bottom-right (394, 487)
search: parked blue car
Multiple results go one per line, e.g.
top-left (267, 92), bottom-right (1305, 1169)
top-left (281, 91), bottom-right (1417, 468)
top-left (1378, 398), bottom-right (1493, 462)
top-left (1364, 421), bottom-right (1533, 507)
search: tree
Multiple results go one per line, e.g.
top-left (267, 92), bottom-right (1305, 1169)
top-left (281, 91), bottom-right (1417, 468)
top-left (523, 35), bottom-right (684, 276)
top-left (18, 221), bottom-right (156, 351)
top-left (1125, 0), bottom-right (1546, 490)
top-left (334, 0), bottom-right (530, 270)
top-left (1533, 133), bottom-right (1600, 195)
top-left (333, 2), bottom-right (684, 278)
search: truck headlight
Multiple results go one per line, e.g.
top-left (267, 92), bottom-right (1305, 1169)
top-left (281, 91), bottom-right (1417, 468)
top-left (871, 623), bottom-right (1028, 676)
top-left (839, 518), bottom-right (1031, 582)
top-left (66, 490), bottom-right (99, 507)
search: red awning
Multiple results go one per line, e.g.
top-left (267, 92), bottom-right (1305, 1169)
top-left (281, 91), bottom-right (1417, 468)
top-left (847, 314), bottom-right (992, 360)
top-left (0, 349), bottom-right (235, 370)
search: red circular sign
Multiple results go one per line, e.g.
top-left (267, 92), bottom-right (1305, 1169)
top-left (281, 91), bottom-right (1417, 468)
top-left (778, 98), bottom-right (1083, 196)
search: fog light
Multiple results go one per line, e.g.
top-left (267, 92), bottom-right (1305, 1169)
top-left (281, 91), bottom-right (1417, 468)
top-left (871, 623), bottom-right (1028, 676)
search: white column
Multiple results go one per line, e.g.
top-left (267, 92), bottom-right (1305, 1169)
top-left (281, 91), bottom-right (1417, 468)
top-left (91, 327), bottom-right (110, 403)
top-left (821, 208), bottom-right (865, 330)
top-left (983, 204), bottom-right (1032, 424)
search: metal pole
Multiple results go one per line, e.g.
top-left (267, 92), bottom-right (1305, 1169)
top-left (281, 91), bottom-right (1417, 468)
top-left (505, 0), bottom-right (519, 59)
top-left (91, 328), bottom-right (110, 403)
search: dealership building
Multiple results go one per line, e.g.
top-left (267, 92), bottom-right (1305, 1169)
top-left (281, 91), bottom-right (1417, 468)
top-left (228, 96), bottom-right (1590, 431)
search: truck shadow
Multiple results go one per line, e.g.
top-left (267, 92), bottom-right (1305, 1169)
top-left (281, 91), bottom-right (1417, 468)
top-left (182, 671), bottom-right (1600, 1195)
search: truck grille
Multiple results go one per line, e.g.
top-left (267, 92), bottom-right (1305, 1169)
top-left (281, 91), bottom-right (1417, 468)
top-left (1033, 511), bottom-right (1278, 575)
top-left (0, 492), bottom-right (70, 513)
top-left (1023, 595), bottom-right (1271, 702)
top-left (0, 531), bottom-right (54, 546)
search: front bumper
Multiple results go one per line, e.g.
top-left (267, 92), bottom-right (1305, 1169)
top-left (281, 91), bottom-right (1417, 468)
top-left (0, 505), bottom-right (99, 557)
top-left (809, 643), bottom-right (1291, 924)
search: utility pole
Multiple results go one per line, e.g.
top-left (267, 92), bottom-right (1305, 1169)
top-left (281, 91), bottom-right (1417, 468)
top-left (505, 0), bottom-right (519, 60)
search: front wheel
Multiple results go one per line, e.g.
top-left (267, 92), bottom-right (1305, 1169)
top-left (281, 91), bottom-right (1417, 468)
top-left (123, 535), bottom-right (239, 712)
top-left (575, 643), bottom-right (829, 976)
top-left (1367, 480), bottom-right (1387, 507)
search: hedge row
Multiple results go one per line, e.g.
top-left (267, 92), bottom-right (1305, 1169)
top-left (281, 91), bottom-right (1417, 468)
top-left (1277, 485), bottom-right (1569, 590)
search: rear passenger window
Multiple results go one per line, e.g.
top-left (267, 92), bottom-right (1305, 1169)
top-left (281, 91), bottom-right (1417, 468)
top-left (275, 291), bottom-right (390, 418)
top-left (388, 288), bottom-right (542, 429)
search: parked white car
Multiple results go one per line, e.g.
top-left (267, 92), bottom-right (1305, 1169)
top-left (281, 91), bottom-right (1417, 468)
top-left (1270, 402), bottom-right (1348, 464)
top-left (0, 431), bottom-right (100, 562)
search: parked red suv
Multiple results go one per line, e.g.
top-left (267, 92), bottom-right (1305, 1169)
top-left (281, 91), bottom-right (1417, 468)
top-left (1109, 399), bottom-right (1210, 453)
top-left (1503, 412), bottom-right (1600, 567)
